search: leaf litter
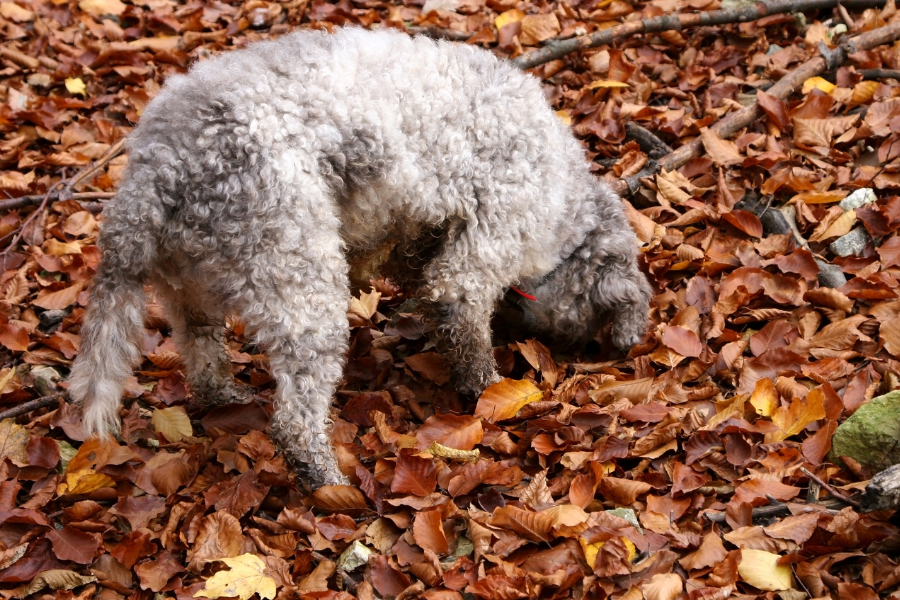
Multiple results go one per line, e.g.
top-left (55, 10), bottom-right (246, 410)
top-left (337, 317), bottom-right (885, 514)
top-left (1, 0), bottom-right (900, 599)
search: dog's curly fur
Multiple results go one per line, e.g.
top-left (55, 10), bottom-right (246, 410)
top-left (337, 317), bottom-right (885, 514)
top-left (68, 27), bottom-right (651, 487)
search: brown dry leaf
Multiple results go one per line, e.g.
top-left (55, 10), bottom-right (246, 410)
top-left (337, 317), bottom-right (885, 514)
top-left (474, 378), bottom-right (543, 423)
top-left (391, 452), bottom-right (437, 496)
top-left (412, 510), bottom-right (449, 555)
top-left (187, 512), bottom-right (243, 572)
top-left (662, 325), bottom-right (702, 357)
top-left (32, 281), bottom-right (85, 310)
top-left (306, 485), bottom-right (369, 512)
top-left (700, 128), bottom-right (743, 166)
top-left (489, 505), bottom-right (553, 543)
top-left (416, 413), bottom-right (482, 451)
top-left (519, 13), bottom-right (559, 45)
top-left (809, 209), bottom-right (856, 242)
top-left (793, 115), bottom-right (859, 148)
top-left (679, 533), bottom-right (728, 571)
top-left (297, 559), bottom-right (334, 593)
top-left (641, 573), bottom-right (683, 600)
top-left (0, 419), bottom-right (28, 465)
top-left (598, 477), bottom-right (653, 504)
top-left (151, 407), bottom-right (193, 442)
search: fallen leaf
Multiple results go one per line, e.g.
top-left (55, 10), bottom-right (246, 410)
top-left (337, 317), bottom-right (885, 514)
top-left (193, 554), bottom-right (276, 600)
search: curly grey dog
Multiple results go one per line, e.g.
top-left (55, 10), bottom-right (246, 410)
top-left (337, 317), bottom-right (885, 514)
top-left (68, 27), bottom-right (651, 487)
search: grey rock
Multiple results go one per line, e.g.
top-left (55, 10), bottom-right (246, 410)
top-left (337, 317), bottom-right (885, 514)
top-left (829, 227), bottom-right (870, 257)
top-left (839, 188), bottom-right (876, 212)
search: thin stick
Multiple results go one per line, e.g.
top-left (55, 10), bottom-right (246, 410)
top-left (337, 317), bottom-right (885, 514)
top-left (406, 26), bottom-right (472, 41)
top-left (0, 191), bottom-right (116, 213)
top-left (0, 393), bottom-right (64, 421)
top-left (800, 466), bottom-right (862, 509)
top-left (1, 184), bottom-right (60, 256)
top-left (612, 19), bottom-right (900, 195)
top-left (68, 138), bottom-right (127, 190)
top-left (860, 68), bottom-right (900, 79)
top-left (512, 0), bottom-right (886, 70)
top-left (704, 497), bottom-right (846, 523)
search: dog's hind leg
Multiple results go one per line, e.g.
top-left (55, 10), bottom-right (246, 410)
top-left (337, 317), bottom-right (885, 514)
top-left (224, 183), bottom-right (351, 488)
top-left (154, 280), bottom-right (251, 407)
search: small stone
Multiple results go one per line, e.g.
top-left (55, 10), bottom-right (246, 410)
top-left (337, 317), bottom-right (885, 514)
top-left (337, 540), bottom-right (373, 572)
top-left (38, 308), bottom-right (68, 331)
top-left (830, 391), bottom-right (900, 468)
top-left (839, 188), bottom-right (876, 211)
top-left (829, 227), bottom-right (869, 257)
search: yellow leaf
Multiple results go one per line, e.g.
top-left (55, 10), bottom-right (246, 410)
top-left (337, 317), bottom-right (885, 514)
top-left (848, 80), bottom-right (879, 109)
top-left (802, 76), bottom-right (836, 94)
top-left (495, 9), bottom-right (525, 31)
top-left (555, 110), bottom-right (572, 126)
top-left (737, 549), bottom-right (793, 591)
top-left (765, 390), bottom-right (827, 443)
top-left (44, 238), bottom-right (83, 255)
top-left (0, 419), bottom-right (28, 465)
top-left (151, 407), bottom-right (193, 442)
top-left (811, 209), bottom-right (856, 242)
top-left (62, 470), bottom-right (115, 495)
top-left (194, 554), bottom-right (277, 600)
top-left (588, 80), bottom-right (631, 89)
top-left (749, 377), bottom-right (779, 417)
top-left (474, 378), bottom-right (543, 423)
top-left (579, 536), bottom-right (636, 568)
top-left (65, 78), bottom-right (86, 97)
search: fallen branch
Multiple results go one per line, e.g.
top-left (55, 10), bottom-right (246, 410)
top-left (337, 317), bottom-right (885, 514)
top-left (735, 192), bottom-right (847, 287)
top-left (0, 191), bottom-right (116, 213)
top-left (625, 122), bottom-right (673, 159)
top-left (512, 0), bottom-right (886, 70)
top-left (860, 463), bottom-right (900, 511)
top-left (406, 26), bottom-right (472, 41)
top-left (612, 19), bottom-right (900, 197)
top-left (0, 393), bottom-right (64, 421)
top-left (860, 68), bottom-right (900, 80)
top-left (704, 497), bottom-right (846, 523)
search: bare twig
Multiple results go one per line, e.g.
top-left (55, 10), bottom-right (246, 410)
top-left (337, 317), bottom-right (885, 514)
top-left (612, 19), bottom-right (900, 196)
top-left (0, 393), bottom-right (65, 421)
top-left (703, 497), bottom-right (847, 523)
top-left (68, 138), bottom-right (127, 190)
top-left (0, 191), bottom-right (116, 213)
top-left (625, 122), bottom-right (673, 159)
top-left (860, 68), bottom-right (900, 80)
top-left (406, 26), bottom-right (472, 41)
top-left (512, 0), bottom-right (886, 70)
top-left (800, 466), bottom-right (863, 509)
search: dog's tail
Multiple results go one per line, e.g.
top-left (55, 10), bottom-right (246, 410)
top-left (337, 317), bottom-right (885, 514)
top-left (68, 180), bottom-right (160, 438)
